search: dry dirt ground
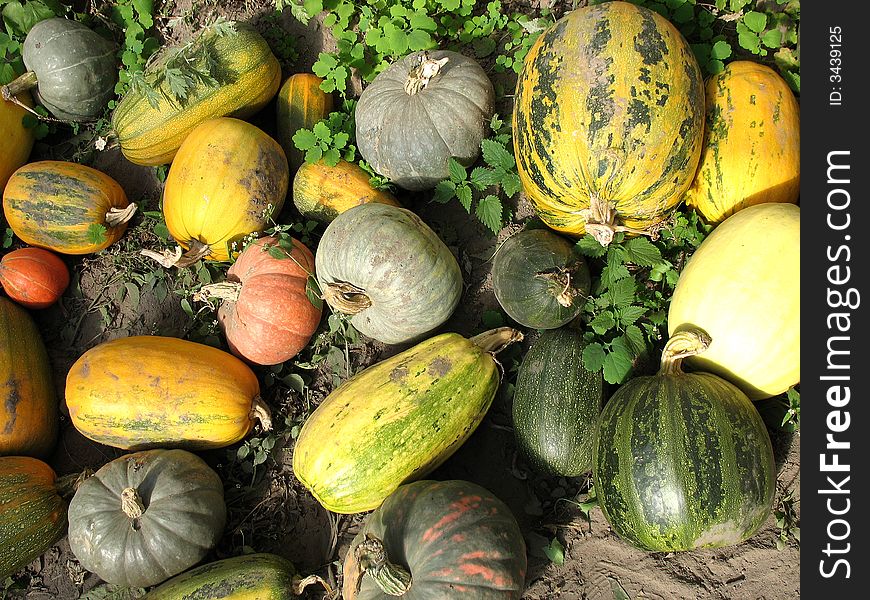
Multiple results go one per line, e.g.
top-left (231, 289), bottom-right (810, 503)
top-left (7, 1), bottom-right (799, 598)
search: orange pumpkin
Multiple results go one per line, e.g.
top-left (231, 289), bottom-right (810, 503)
top-left (199, 236), bottom-right (322, 365)
top-left (0, 247), bottom-right (70, 309)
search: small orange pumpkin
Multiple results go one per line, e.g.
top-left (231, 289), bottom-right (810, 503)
top-left (0, 247), bottom-right (70, 309)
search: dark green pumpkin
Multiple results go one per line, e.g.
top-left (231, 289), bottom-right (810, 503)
top-left (513, 328), bottom-right (604, 476)
top-left (1, 18), bottom-right (117, 121)
top-left (593, 330), bottom-right (776, 552)
top-left (492, 228), bottom-right (591, 329)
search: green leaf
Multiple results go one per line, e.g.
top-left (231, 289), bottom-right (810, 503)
top-left (481, 309), bottom-right (505, 329)
top-left (481, 139), bottom-right (515, 171)
top-left (710, 39), bottom-right (732, 60)
top-left (738, 30), bottom-right (761, 54)
top-left (502, 173), bottom-right (522, 198)
top-left (582, 342), bottom-right (606, 372)
top-left (456, 184), bottom-right (473, 212)
top-left (87, 223), bottom-right (107, 246)
top-left (475, 195), bottom-right (503, 234)
top-left (672, 1), bottom-right (694, 23)
top-left (622, 324), bottom-right (646, 354)
top-left (761, 28), bottom-right (782, 49)
top-left (386, 26), bottom-right (409, 56)
top-left (599, 261), bottom-right (630, 290)
top-left (607, 277), bottom-right (636, 308)
top-left (742, 11), bottom-right (767, 33)
top-left (448, 158), bottom-right (467, 183)
top-left (542, 537), bottom-right (565, 565)
top-left (409, 11), bottom-right (437, 31)
top-left (473, 37), bottom-right (497, 57)
top-left (603, 343), bottom-right (633, 385)
top-left (292, 128), bottom-right (318, 150)
top-left (589, 311), bottom-right (616, 335)
top-left (624, 237), bottom-right (663, 266)
top-left (408, 28), bottom-right (433, 51)
top-left (469, 167), bottom-right (500, 190)
top-left (576, 235), bottom-right (607, 258)
top-left (322, 148), bottom-right (341, 166)
top-left (3, 0), bottom-right (58, 38)
top-left (618, 305), bottom-right (647, 327)
top-left (432, 180), bottom-right (456, 204)
top-left (312, 121), bottom-right (332, 141)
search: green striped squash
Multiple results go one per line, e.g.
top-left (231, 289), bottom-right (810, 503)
top-left (513, 328), bottom-right (604, 476)
top-left (593, 330), bottom-right (776, 552)
top-left (513, 1), bottom-right (704, 244)
top-left (293, 328), bottom-right (522, 514)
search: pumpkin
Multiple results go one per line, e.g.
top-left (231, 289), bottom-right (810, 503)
top-left (142, 553), bottom-right (330, 599)
top-left (150, 117), bottom-right (289, 267)
top-left (294, 327), bottom-right (522, 514)
top-left (112, 21), bottom-right (281, 166)
top-left (512, 1), bottom-right (705, 244)
top-left (593, 329), bottom-right (776, 551)
top-left (0, 93), bottom-right (34, 191)
top-left (0, 18), bottom-right (116, 121)
top-left (0, 247), bottom-right (70, 309)
top-left (3, 161), bottom-right (137, 255)
top-left (0, 457), bottom-right (72, 578)
top-left (343, 479), bottom-right (527, 600)
top-left (492, 228), bottom-right (591, 329)
top-left (355, 50), bottom-right (494, 191)
top-left (668, 203), bottom-right (799, 399)
top-left (293, 159), bottom-right (400, 223)
top-left (67, 448), bottom-right (226, 588)
top-left (197, 236), bottom-right (322, 366)
top-left (512, 328), bottom-right (604, 476)
top-left (315, 203), bottom-right (463, 345)
top-left (0, 297), bottom-right (57, 458)
top-left (276, 73), bottom-right (334, 173)
top-left (65, 335), bottom-right (271, 450)
top-left (684, 61), bottom-right (800, 223)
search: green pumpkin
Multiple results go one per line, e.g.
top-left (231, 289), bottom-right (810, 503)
top-left (492, 228), bottom-right (591, 329)
top-left (1, 18), bottom-right (117, 121)
top-left (315, 203), bottom-right (463, 345)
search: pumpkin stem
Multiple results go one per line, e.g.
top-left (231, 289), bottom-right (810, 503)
top-left (141, 239), bottom-right (212, 269)
top-left (578, 194), bottom-right (655, 247)
top-left (471, 327), bottom-right (524, 354)
top-left (105, 203), bottom-right (138, 227)
top-left (193, 281), bottom-right (242, 304)
top-left (322, 281), bottom-right (372, 315)
top-left (659, 328), bottom-right (712, 376)
top-left (404, 52), bottom-right (449, 95)
top-left (121, 487), bottom-right (146, 520)
top-left (354, 534), bottom-right (412, 596)
top-left (290, 574), bottom-right (333, 596)
top-left (250, 396), bottom-right (273, 432)
top-left (535, 264), bottom-right (587, 308)
top-left (54, 469), bottom-right (94, 498)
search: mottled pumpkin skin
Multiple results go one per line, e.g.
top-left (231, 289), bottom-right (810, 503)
top-left (218, 236), bottom-right (322, 366)
top-left (293, 159), bottom-right (400, 223)
top-left (0, 297), bottom-right (57, 458)
top-left (68, 449), bottom-right (226, 588)
top-left (343, 480), bottom-right (527, 600)
top-left (163, 118), bottom-right (289, 262)
top-left (3, 161), bottom-right (131, 254)
top-left (0, 247), bottom-right (70, 309)
top-left (513, 1), bottom-right (705, 236)
top-left (275, 73), bottom-right (334, 173)
top-left (684, 61), bottom-right (800, 223)
top-left (0, 95), bottom-right (34, 191)
top-left (112, 22), bottom-right (281, 166)
top-left (66, 335), bottom-right (263, 450)
top-left (0, 457), bottom-right (66, 579)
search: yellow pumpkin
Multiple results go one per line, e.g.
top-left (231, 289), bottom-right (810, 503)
top-left (0, 94), bottom-right (35, 192)
top-left (159, 117), bottom-right (288, 265)
top-left (275, 73), bottom-right (334, 174)
top-left (293, 159), bottom-right (400, 223)
top-left (668, 203), bottom-right (799, 400)
top-left (684, 61), bottom-right (800, 224)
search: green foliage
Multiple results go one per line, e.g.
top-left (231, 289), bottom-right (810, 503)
top-left (259, 9), bottom-right (299, 67)
top-left (782, 386), bottom-right (800, 430)
top-left (293, 99), bottom-right (357, 166)
top-left (106, 0), bottom-right (161, 101)
top-left (493, 11), bottom-right (553, 74)
top-left (774, 488), bottom-right (800, 550)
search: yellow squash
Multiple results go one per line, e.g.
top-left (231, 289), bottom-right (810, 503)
top-left (668, 203), bottom-right (799, 400)
top-left (275, 73), bottom-right (334, 173)
top-left (293, 159), bottom-right (400, 223)
top-left (0, 94), bottom-right (34, 192)
top-left (65, 335), bottom-right (272, 450)
top-left (684, 61), bottom-right (800, 223)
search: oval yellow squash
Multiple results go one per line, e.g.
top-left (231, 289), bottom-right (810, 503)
top-left (668, 203), bottom-right (799, 400)
top-left (293, 159), bottom-right (400, 223)
top-left (160, 117), bottom-right (289, 264)
top-left (684, 61), bottom-right (800, 224)
top-left (275, 73), bottom-right (334, 174)
top-left (65, 335), bottom-right (271, 450)
top-left (0, 94), bottom-right (35, 192)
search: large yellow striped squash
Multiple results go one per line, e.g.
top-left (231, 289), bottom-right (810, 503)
top-left (513, 1), bottom-right (705, 244)
top-left (0, 94), bottom-right (34, 192)
top-left (684, 61), bottom-right (800, 223)
top-left (112, 22), bottom-right (280, 166)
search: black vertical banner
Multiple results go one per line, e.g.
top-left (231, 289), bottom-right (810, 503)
top-left (802, 1), bottom-right (869, 594)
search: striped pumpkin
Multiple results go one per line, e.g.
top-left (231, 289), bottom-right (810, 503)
top-left (112, 22), bottom-right (281, 166)
top-left (65, 335), bottom-right (271, 450)
top-left (275, 73), bottom-right (334, 173)
top-left (3, 161), bottom-right (136, 255)
top-left (684, 61), bottom-right (800, 223)
top-left (0, 94), bottom-right (34, 192)
top-left (512, 1), bottom-right (705, 244)
top-left (594, 330), bottom-right (775, 552)
top-left (293, 159), bottom-right (400, 223)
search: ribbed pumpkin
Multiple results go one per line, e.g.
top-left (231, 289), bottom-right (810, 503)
top-left (198, 236), bottom-right (322, 366)
top-left (512, 328), bottom-right (604, 476)
top-left (1, 18), bottom-right (116, 121)
top-left (293, 159), bottom-right (400, 223)
top-left (156, 118), bottom-right (288, 266)
top-left (593, 330), bottom-right (776, 552)
top-left (512, 1), bottom-right (705, 244)
top-left (3, 161), bottom-right (136, 254)
top-left (276, 73), bottom-right (334, 173)
top-left (316, 203), bottom-right (462, 345)
top-left (0, 297), bottom-right (57, 458)
top-left (65, 335), bottom-right (271, 450)
top-left (355, 50), bottom-right (494, 190)
top-left (0, 457), bottom-right (69, 578)
top-left (294, 328), bottom-right (522, 513)
top-left (684, 61), bottom-right (800, 223)
top-left (668, 203), bottom-right (799, 399)
top-left (492, 228), bottom-right (591, 329)
top-left (68, 449), bottom-right (226, 588)
top-left (0, 247), bottom-right (70, 309)
top-left (343, 480), bottom-right (527, 600)
top-left (112, 21), bottom-right (281, 166)
top-left (0, 94), bottom-right (34, 191)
